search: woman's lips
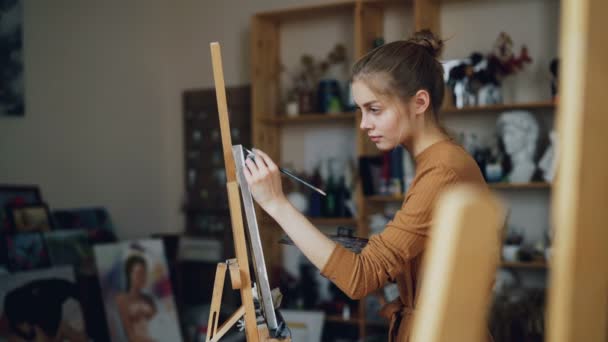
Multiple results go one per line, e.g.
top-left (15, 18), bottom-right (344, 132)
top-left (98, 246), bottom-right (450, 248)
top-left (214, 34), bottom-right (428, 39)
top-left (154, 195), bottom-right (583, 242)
top-left (369, 135), bottom-right (382, 142)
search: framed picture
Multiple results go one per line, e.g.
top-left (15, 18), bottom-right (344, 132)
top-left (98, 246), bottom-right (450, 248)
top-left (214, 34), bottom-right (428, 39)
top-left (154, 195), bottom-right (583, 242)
top-left (0, 267), bottom-right (89, 340)
top-left (94, 239), bottom-right (182, 342)
top-left (52, 207), bottom-right (117, 244)
top-left (0, 185), bottom-right (42, 232)
top-left (6, 203), bottom-right (53, 233)
top-left (44, 230), bottom-right (95, 276)
top-left (0, 0), bottom-right (24, 116)
top-left (0, 234), bottom-right (8, 275)
top-left (5, 232), bottom-right (51, 272)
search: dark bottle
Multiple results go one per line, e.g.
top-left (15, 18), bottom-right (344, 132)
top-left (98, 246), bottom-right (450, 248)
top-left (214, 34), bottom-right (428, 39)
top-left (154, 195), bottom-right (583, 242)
top-left (308, 167), bottom-right (323, 217)
top-left (324, 172), bottom-right (336, 217)
top-left (334, 176), bottom-right (347, 217)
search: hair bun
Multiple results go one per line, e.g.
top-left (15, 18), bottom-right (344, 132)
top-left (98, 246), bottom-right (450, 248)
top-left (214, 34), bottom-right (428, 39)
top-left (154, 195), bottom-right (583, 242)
top-left (409, 29), bottom-right (444, 58)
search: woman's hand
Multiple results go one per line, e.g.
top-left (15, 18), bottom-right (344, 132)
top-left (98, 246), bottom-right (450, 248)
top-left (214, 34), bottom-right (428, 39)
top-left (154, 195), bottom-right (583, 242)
top-left (243, 149), bottom-right (287, 214)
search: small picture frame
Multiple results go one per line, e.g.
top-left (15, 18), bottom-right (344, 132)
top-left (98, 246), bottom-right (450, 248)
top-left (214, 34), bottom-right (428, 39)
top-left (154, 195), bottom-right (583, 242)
top-left (6, 203), bottom-right (53, 233)
top-left (51, 207), bottom-right (117, 244)
top-left (0, 185), bottom-right (43, 232)
top-left (4, 232), bottom-right (51, 272)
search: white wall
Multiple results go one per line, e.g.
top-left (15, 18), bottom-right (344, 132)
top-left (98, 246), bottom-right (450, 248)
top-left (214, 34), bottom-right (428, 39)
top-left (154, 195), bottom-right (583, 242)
top-left (0, 0), bottom-right (325, 239)
top-left (0, 0), bottom-right (559, 246)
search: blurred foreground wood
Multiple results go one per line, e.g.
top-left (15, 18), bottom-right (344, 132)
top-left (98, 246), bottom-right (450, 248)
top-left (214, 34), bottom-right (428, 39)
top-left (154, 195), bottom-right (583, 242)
top-left (411, 185), bottom-right (504, 342)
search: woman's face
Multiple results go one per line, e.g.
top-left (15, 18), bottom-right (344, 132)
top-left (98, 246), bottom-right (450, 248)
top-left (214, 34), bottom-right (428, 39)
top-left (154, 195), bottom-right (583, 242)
top-left (353, 80), bottom-right (414, 151)
top-left (130, 263), bottom-right (146, 291)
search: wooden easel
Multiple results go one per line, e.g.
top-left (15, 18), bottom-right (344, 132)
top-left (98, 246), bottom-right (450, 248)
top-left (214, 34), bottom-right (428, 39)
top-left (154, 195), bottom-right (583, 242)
top-left (205, 42), bottom-right (290, 342)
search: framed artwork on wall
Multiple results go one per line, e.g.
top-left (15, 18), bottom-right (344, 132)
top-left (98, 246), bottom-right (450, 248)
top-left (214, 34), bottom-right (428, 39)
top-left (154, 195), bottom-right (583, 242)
top-left (4, 232), bottom-right (51, 272)
top-left (0, 0), bottom-right (25, 116)
top-left (6, 203), bottom-right (53, 233)
top-left (0, 185), bottom-right (43, 232)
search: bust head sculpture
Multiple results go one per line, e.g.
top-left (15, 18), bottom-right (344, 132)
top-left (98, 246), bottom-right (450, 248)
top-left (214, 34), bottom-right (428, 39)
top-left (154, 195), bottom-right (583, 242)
top-left (497, 110), bottom-right (539, 183)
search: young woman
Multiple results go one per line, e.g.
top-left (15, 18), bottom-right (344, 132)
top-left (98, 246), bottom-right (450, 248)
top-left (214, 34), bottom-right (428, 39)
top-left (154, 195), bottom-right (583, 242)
top-left (243, 30), bottom-right (490, 341)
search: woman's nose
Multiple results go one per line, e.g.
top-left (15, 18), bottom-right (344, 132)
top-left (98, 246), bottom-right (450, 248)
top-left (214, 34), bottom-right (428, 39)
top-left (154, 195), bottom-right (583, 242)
top-left (360, 114), bottom-right (372, 130)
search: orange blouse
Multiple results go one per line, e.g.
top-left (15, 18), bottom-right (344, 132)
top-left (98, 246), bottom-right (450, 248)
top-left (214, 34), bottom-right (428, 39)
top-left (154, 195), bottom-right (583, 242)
top-left (321, 139), bottom-right (490, 341)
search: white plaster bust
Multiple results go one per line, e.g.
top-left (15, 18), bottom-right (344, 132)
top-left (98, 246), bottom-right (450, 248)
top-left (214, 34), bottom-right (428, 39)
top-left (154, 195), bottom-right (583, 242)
top-left (497, 110), bottom-right (539, 183)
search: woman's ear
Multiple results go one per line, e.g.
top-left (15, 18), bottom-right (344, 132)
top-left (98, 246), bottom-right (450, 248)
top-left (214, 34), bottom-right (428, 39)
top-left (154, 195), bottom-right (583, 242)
top-left (413, 90), bottom-right (431, 116)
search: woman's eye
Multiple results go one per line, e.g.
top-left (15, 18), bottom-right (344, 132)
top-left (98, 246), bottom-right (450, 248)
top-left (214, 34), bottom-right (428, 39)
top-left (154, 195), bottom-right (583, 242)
top-left (369, 107), bottom-right (381, 114)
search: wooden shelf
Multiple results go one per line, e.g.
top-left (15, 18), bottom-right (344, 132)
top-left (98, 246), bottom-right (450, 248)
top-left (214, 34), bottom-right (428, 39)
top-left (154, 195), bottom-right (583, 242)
top-left (325, 315), bottom-right (360, 325)
top-left (325, 315), bottom-right (388, 327)
top-left (501, 261), bottom-right (548, 269)
top-left (260, 112), bottom-right (356, 124)
top-left (309, 217), bottom-right (357, 226)
top-left (442, 101), bottom-right (555, 114)
top-left (490, 182), bottom-right (551, 189)
top-left (366, 194), bottom-right (405, 202)
top-left (260, 215), bottom-right (357, 226)
top-left (256, 1), bottom-right (357, 20)
top-left (366, 183), bottom-right (551, 202)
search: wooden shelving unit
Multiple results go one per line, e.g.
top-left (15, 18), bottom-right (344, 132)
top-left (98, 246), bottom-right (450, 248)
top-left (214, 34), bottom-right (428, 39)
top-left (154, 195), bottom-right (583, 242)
top-left (251, 0), bottom-right (556, 340)
top-left (252, 1), bottom-right (398, 339)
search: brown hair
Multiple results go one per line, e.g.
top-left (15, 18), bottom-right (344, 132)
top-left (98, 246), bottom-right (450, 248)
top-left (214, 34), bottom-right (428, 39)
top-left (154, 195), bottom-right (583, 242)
top-left (352, 29), bottom-right (445, 122)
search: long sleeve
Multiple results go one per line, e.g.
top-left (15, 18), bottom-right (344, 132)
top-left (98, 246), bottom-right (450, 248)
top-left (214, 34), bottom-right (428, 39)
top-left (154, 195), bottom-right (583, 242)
top-left (321, 165), bottom-right (459, 299)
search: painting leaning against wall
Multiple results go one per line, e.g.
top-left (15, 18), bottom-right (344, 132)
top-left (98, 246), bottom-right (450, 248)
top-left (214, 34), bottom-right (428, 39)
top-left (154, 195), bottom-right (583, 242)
top-left (0, 0), bottom-right (24, 116)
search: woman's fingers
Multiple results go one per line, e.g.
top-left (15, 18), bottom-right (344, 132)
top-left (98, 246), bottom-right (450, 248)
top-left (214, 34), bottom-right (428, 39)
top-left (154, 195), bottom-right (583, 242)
top-left (245, 154), bottom-right (271, 183)
top-left (245, 158), bottom-right (259, 173)
top-left (252, 149), bottom-right (278, 172)
top-left (251, 151), bottom-right (269, 172)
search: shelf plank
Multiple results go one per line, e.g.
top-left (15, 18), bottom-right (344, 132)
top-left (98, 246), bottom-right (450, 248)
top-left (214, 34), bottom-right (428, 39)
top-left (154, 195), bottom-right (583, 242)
top-left (366, 183), bottom-right (551, 202)
top-left (325, 315), bottom-right (388, 327)
top-left (260, 112), bottom-right (356, 124)
top-left (366, 194), bottom-right (405, 202)
top-left (489, 182), bottom-right (551, 189)
top-left (442, 101), bottom-right (555, 114)
top-left (325, 315), bottom-right (360, 325)
top-left (256, 1), bottom-right (356, 20)
top-left (309, 217), bottom-right (357, 226)
top-left (260, 215), bottom-right (357, 226)
top-left (501, 261), bottom-right (548, 269)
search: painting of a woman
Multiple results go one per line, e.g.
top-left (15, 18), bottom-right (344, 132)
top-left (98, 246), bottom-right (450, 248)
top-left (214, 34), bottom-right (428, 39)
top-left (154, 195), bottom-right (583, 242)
top-left (94, 240), bottom-right (181, 342)
top-left (115, 255), bottom-right (157, 342)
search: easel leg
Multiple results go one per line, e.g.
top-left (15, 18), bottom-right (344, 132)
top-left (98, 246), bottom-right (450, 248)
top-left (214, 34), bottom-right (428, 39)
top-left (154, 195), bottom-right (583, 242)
top-left (226, 182), bottom-right (260, 341)
top-left (206, 262), bottom-right (227, 342)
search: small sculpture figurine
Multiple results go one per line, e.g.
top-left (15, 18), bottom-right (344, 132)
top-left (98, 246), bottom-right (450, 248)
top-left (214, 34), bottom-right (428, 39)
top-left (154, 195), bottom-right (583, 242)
top-left (446, 32), bottom-right (532, 107)
top-left (538, 130), bottom-right (557, 182)
top-left (497, 110), bottom-right (539, 183)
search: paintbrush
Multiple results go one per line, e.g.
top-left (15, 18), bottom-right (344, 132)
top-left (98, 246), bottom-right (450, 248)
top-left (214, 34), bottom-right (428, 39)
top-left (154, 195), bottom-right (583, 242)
top-left (244, 147), bottom-right (327, 196)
